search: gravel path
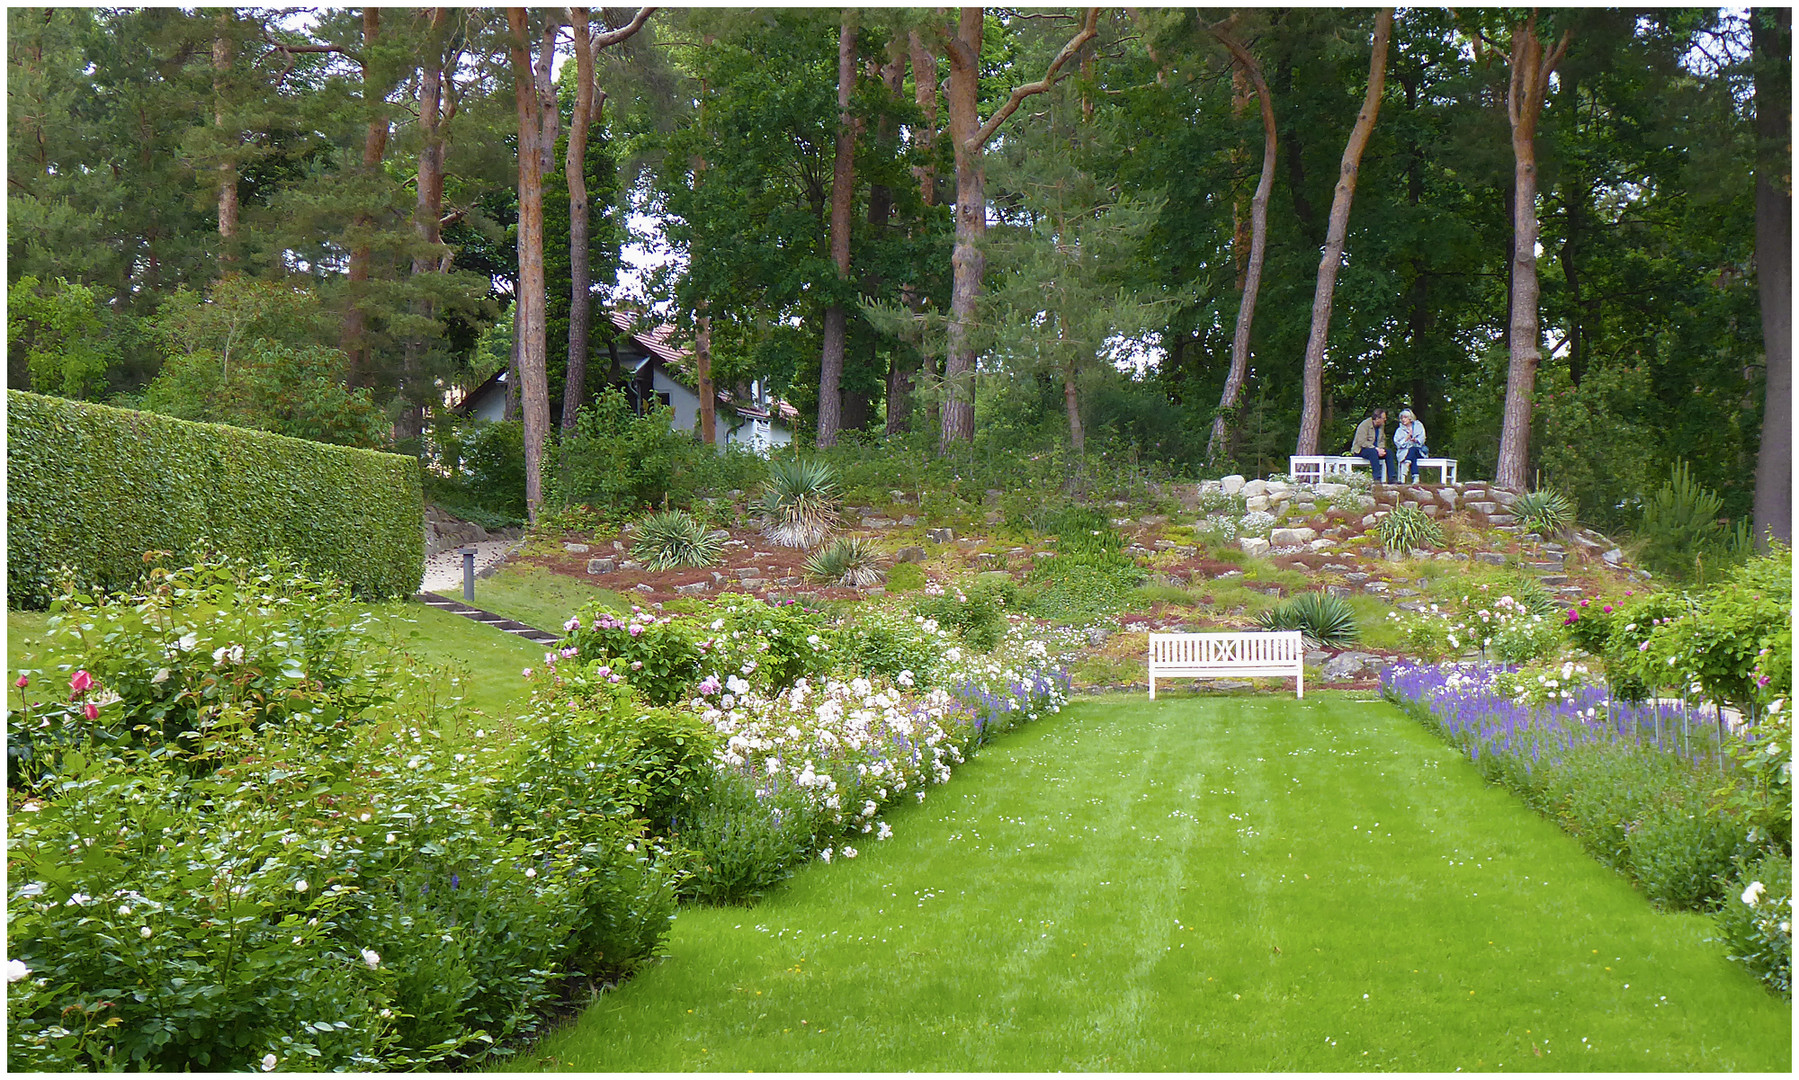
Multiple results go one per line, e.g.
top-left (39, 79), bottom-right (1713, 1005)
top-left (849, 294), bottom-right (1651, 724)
top-left (419, 539), bottom-right (524, 595)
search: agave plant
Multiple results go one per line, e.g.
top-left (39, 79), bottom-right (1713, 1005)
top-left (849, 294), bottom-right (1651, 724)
top-left (1374, 504), bottom-right (1444, 552)
top-left (757, 458), bottom-right (841, 549)
top-left (1256, 591), bottom-right (1359, 648)
top-left (1513, 487), bottom-right (1574, 537)
top-left (629, 509), bottom-right (723, 570)
top-left (803, 536), bottom-right (884, 587)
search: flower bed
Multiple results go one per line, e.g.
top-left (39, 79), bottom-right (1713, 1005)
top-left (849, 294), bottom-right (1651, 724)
top-left (1385, 659), bottom-right (1790, 996)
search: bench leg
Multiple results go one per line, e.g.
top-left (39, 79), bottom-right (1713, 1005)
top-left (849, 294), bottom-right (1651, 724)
top-left (1149, 673), bottom-right (1156, 701)
top-left (1296, 668), bottom-right (1304, 700)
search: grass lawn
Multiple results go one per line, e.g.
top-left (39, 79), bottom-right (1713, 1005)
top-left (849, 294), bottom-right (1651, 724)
top-left (459, 564), bottom-right (628, 633)
top-left (507, 693), bottom-right (1790, 1072)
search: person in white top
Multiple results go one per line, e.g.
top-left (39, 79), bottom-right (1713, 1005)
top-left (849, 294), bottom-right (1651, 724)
top-left (1392, 408), bottom-right (1428, 482)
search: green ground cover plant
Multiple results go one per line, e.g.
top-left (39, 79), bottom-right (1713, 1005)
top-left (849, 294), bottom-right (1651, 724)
top-left (505, 695), bottom-right (1790, 1072)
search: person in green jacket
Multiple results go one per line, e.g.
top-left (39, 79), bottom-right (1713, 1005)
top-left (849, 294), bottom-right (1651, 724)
top-left (1349, 408), bottom-right (1392, 482)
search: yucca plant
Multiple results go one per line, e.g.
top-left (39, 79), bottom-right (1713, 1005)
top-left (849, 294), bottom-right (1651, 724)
top-left (1375, 504), bottom-right (1444, 552)
top-left (757, 458), bottom-right (841, 549)
top-left (803, 536), bottom-right (884, 587)
top-left (1256, 591), bottom-right (1359, 648)
top-left (1513, 487), bottom-right (1574, 537)
top-left (630, 509), bottom-right (723, 570)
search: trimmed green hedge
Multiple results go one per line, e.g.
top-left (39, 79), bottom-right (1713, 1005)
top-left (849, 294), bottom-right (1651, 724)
top-left (7, 391), bottom-right (423, 607)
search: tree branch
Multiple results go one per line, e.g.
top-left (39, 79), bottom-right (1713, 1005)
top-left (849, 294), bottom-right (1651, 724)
top-left (592, 6), bottom-right (654, 50)
top-left (971, 6), bottom-right (1101, 150)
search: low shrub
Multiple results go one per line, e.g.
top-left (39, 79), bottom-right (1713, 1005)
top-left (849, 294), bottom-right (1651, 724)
top-left (1513, 487), bottom-right (1574, 537)
top-left (836, 605), bottom-right (951, 686)
top-left (630, 510), bottom-right (723, 571)
top-left (1718, 851), bottom-right (1793, 998)
top-left (8, 554), bottom-right (393, 788)
top-left (1375, 504), bottom-right (1443, 552)
top-left (6, 572), bottom-right (675, 1071)
top-left (804, 536), bottom-right (883, 587)
top-left (756, 458), bottom-right (841, 549)
top-left (1256, 591), bottom-right (1358, 648)
top-left (885, 561), bottom-right (927, 592)
top-left (913, 581), bottom-right (1009, 653)
top-left (677, 769), bottom-right (821, 905)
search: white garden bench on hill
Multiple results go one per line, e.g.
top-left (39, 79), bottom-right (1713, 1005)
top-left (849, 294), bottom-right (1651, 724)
top-left (1288, 454), bottom-right (1458, 485)
top-left (1288, 455), bottom-right (1368, 484)
top-left (1147, 631), bottom-right (1305, 700)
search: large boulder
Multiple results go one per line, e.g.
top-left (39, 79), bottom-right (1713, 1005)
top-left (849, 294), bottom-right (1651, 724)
top-left (1238, 536), bottom-right (1271, 557)
top-left (1220, 474), bottom-right (1247, 496)
top-left (1270, 526), bottom-right (1317, 546)
top-left (1242, 478), bottom-right (1271, 498)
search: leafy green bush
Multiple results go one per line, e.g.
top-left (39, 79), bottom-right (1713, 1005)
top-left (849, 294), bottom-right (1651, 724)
top-left (1626, 799), bottom-right (1752, 910)
top-left (422, 416), bottom-right (527, 523)
top-left (1257, 591), bottom-right (1358, 648)
top-left (1717, 851), bottom-right (1792, 998)
top-left (835, 605), bottom-right (948, 685)
top-left (1374, 504), bottom-right (1443, 551)
top-left (677, 769), bottom-right (822, 905)
top-left (630, 510), bottom-right (723, 570)
top-left (804, 536), bottom-right (883, 587)
top-left (914, 582), bottom-right (1009, 652)
top-left (5, 567), bottom-right (675, 1071)
top-left (547, 388), bottom-right (759, 517)
top-left (756, 458), bottom-right (842, 549)
top-left (8, 554), bottom-right (391, 787)
top-left (7, 391), bottom-right (423, 607)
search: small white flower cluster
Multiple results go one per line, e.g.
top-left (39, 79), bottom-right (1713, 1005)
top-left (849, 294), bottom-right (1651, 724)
top-left (1494, 659), bottom-right (1597, 710)
top-left (696, 674), bottom-right (966, 838)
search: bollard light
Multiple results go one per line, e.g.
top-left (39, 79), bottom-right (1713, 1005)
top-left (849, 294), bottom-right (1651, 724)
top-left (461, 546), bottom-right (477, 602)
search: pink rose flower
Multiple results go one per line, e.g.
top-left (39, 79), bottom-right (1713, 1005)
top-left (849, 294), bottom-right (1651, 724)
top-left (70, 670), bottom-right (93, 694)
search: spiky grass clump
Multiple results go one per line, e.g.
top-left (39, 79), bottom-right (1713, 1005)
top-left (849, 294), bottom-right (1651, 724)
top-left (803, 536), bottom-right (883, 587)
top-left (757, 459), bottom-right (841, 549)
top-left (1375, 504), bottom-right (1444, 552)
top-left (1256, 590), bottom-right (1359, 648)
top-left (1513, 488), bottom-right (1574, 537)
top-left (630, 510), bottom-right (723, 570)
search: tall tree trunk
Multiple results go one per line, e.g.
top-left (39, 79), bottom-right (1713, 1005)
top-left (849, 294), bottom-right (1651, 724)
top-left (561, 7), bottom-right (653, 434)
top-left (343, 8), bottom-right (388, 389)
top-left (1752, 6), bottom-right (1792, 547)
top-left (1208, 25), bottom-right (1276, 466)
top-left (1060, 314), bottom-right (1085, 452)
top-left (1494, 16), bottom-right (1570, 492)
top-left (1296, 9), bottom-right (1391, 455)
top-left (212, 16), bottom-right (238, 265)
top-left (509, 8), bottom-right (552, 521)
top-left (941, 9), bottom-right (988, 446)
top-left (941, 7), bottom-right (1100, 447)
top-left (889, 30), bottom-right (939, 436)
top-left (562, 10), bottom-right (598, 434)
top-left (817, 12), bottom-right (858, 449)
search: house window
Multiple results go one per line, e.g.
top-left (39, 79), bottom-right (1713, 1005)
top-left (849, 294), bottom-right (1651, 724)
top-left (657, 392), bottom-right (672, 409)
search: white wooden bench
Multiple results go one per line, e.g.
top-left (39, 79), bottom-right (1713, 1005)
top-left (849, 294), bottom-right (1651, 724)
top-left (1147, 631), bottom-right (1305, 700)
top-left (1401, 457), bottom-right (1457, 484)
top-left (1288, 455), bottom-right (1370, 485)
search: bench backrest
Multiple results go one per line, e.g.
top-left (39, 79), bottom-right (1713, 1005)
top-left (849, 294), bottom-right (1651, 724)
top-left (1148, 631), bottom-right (1304, 667)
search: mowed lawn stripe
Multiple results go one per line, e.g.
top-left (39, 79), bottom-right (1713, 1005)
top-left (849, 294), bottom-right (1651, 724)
top-left (510, 694), bottom-right (1790, 1072)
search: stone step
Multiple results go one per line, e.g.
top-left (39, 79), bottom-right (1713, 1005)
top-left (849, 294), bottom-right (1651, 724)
top-left (416, 593), bottom-right (562, 644)
top-left (1537, 574), bottom-right (1569, 587)
top-left (1527, 560), bottom-right (1564, 572)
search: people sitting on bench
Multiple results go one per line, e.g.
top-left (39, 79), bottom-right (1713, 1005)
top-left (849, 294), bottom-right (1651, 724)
top-left (1393, 408), bottom-right (1428, 483)
top-left (1349, 408), bottom-right (1393, 482)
